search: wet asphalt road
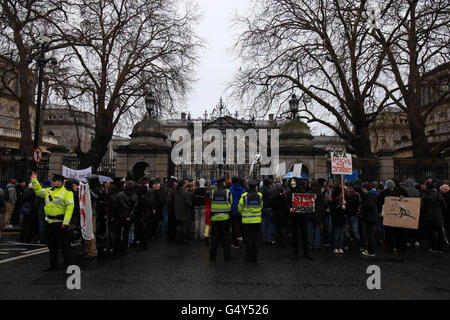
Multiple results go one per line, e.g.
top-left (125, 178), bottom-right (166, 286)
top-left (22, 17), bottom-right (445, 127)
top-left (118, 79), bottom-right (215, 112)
top-left (1, 232), bottom-right (450, 300)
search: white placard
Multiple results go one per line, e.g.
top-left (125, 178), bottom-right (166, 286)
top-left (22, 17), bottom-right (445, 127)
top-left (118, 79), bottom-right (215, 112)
top-left (62, 165), bottom-right (92, 182)
top-left (331, 152), bottom-right (352, 175)
top-left (293, 163), bottom-right (303, 177)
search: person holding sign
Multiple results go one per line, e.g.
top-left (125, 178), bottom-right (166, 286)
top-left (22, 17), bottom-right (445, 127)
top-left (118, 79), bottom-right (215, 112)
top-left (287, 178), bottom-right (313, 260)
top-left (30, 172), bottom-right (74, 271)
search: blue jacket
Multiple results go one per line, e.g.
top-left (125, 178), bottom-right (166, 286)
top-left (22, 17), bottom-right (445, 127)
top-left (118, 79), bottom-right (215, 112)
top-left (230, 184), bottom-right (246, 216)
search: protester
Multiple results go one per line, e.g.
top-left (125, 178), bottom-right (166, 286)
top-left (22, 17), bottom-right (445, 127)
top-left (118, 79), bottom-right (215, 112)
top-left (307, 180), bottom-right (325, 251)
top-left (288, 178), bottom-right (313, 260)
top-left (18, 180), bottom-right (36, 243)
top-left (174, 179), bottom-right (192, 244)
top-left (343, 182), bottom-right (362, 251)
top-left (439, 184), bottom-right (450, 237)
top-left (166, 177), bottom-right (178, 242)
top-left (204, 184), bottom-right (215, 247)
top-left (261, 179), bottom-right (274, 245)
top-left (361, 182), bottom-right (379, 257)
top-left (229, 177), bottom-right (245, 248)
top-left (272, 183), bottom-right (290, 248)
top-left (3, 178), bottom-right (17, 228)
top-left (331, 186), bottom-right (346, 254)
top-left (193, 178), bottom-right (206, 241)
top-left (421, 181), bottom-right (448, 253)
top-left (112, 180), bottom-right (138, 256)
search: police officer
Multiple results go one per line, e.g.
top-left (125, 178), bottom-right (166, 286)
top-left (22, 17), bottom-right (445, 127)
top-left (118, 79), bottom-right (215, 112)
top-left (287, 177), bottom-right (313, 260)
top-left (210, 176), bottom-right (233, 262)
top-left (30, 172), bottom-right (74, 271)
top-left (239, 180), bottom-right (263, 263)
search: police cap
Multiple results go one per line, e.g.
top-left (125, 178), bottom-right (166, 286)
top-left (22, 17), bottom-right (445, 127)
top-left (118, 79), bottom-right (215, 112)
top-left (248, 179), bottom-right (258, 187)
top-left (51, 174), bottom-right (66, 182)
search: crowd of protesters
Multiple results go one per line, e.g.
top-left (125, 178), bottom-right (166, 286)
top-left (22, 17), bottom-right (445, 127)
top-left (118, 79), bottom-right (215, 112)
top-left (1, 174), bottom-right (449, 261)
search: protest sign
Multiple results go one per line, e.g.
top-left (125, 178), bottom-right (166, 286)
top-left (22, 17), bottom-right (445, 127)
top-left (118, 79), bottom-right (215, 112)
top-left (331, 152), bottom-right (352, 175)
top-left (292, 193), bottom-right (315, 214)
top-left (382, 196), bottom-right (421, 230)
top-left (292, 163), bottom-right (303, 178)
top-left (62, 165), bottom-right (92, 182)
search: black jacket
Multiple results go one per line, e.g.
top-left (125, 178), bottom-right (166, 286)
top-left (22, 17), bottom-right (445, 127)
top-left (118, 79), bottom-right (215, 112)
top-left (112, 190), bottom-right (138, 220)
top-left (271, 191), bottom-right (290, 225)
top-left (362, 190), bottom-right (379, 223)
top-left (421, 189), bottom-right (447, 227)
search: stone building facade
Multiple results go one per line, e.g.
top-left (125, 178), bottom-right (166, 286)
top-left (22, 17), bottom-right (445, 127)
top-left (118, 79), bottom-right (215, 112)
top-left (115, 99), bottom-right (347, 181)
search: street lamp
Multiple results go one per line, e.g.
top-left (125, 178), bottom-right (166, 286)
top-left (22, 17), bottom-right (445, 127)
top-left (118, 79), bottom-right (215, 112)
top-left (289, 93), bottom-right (299, 119)
top-left (145, 92), bottom-right (157, 119)
top-left (27, 38), bottom-right (57, 163)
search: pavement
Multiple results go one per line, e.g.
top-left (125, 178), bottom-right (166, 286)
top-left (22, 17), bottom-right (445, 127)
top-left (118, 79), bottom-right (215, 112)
top-left (1, 231), bottom-right (450, 300)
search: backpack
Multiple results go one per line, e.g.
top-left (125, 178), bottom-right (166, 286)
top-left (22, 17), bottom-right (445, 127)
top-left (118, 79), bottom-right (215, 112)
top-left (0, 187), bottom-right (9, 202)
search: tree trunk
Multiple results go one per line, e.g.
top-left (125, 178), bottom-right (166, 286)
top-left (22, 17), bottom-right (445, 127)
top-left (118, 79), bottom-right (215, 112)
top-left (17, 60), bottom-right (34, 156)
top-left (406, 97), bottom-right (429, 158)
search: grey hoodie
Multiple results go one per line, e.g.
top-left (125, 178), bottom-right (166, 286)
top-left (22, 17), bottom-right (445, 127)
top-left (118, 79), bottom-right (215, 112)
top-left (404, 179), bottom-right (420, 197)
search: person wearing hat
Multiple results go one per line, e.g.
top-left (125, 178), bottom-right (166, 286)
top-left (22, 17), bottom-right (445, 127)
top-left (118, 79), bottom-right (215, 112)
top-left (30, 171), bottom-right (74, 271)
top-left (209, 176), bottom-right (233, 262)
top-left (238, 180), bottom-right (263, 262)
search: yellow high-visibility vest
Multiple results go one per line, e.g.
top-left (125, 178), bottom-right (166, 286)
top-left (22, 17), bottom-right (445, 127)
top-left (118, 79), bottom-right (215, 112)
top-left (239, 192), bottom-right (263, 224)
top-left (211, 188), bottom-right (232, 221)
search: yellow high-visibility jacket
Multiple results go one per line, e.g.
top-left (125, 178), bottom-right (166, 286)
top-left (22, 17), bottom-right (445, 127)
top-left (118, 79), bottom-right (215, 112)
top-left (31, 178), bottom-right (74, 226)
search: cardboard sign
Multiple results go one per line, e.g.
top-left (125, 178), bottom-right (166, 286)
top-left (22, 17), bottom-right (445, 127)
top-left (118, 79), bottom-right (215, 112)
top-left (382, 196), bottom-right (421, 230)
top-left (292, 193), bottom-right (315, 213)
top-left (292, 163), bottom-right (303, 178)
top-left (331, 152), bottom-right (352, 175)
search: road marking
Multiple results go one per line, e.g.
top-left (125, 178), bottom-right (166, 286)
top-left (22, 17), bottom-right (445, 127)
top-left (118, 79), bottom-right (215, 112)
top-left (0, 249), bottom-right (49, 264)
top-left (22, 247), bottom-right (49, 254)
top-left (7, 241), bottom-right (46, 246)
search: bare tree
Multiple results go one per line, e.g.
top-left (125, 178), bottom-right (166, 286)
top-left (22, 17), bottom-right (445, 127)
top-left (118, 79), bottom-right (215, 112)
top-left (231, 0), bottom-right (401, 158)
top-left (371, 0), bottom-right (450, 158)
top-left (49, 0), bottom-right (201, 170)
top-left (0, 0), bottom-right (67, 155)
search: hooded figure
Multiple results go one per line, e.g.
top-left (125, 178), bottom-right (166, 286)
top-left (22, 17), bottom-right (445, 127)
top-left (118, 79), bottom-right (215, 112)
top-left (404, 178), bottom-right (420, 197)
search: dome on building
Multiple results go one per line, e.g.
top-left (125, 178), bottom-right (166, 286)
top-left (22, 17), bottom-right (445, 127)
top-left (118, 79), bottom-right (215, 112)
top-left (130, 117), bottom-right (163, 137)
top-left (129, 117), bottom-right (170, 148)
top-left (280, 119), bottom-right (313, 146)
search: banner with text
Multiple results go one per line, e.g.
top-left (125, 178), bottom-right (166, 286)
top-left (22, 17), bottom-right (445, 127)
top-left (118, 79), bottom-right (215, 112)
top-left (292, 193), bottom-right (315, 214)
top-left (79, 182), bottom-right (95, 240)
top-left (331, 152), bottom-right (352, 175)
top-left (62, 165), bottom-right (92, 182)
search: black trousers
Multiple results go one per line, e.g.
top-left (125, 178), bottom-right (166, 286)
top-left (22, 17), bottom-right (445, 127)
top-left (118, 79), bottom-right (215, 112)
top-left (210, 220), bottom-right (231, 260)
top-left (167, 207), bottom-right (177, 242)
top-left (291, 214), bottom-right (309, 257)
top-left (242, 223), bottom-right (261, 262)
top-left (112, 218), bottom-right (131, 254)
top-left (45, 221), bottom-right (70, 267)
top-left (366, 222), bottom-right (377, 254)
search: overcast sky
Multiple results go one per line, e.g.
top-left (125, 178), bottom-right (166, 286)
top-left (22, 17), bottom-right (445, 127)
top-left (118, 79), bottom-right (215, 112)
top-left (183, 0), bottom-right (251, 120)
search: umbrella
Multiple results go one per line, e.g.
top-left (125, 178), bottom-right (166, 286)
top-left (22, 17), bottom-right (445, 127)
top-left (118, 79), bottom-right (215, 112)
top-left (343, 171), bottom-right (359, 182)
top-left (98, 175), bottom-right (113, 183)
top-left (283, 172), bottom-right (309, 179)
